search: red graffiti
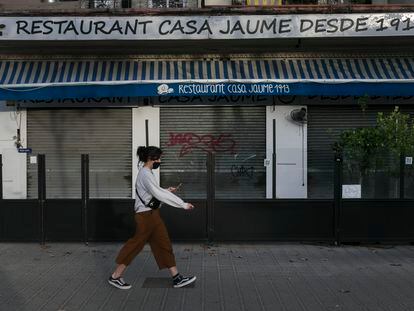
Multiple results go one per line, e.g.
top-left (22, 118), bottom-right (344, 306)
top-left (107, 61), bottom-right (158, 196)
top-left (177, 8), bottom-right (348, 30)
top-left (167, 133), bottom-right (237, 157)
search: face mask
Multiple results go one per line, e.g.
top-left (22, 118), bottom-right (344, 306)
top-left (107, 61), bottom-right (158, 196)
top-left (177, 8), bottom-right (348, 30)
top-left (152, 162), bottom-right (161, 170)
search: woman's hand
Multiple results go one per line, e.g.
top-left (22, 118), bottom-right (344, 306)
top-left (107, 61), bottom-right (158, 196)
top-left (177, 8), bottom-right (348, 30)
top-left (167, 183), bottom-right (182, 193)
top-left (186, 203), bottom-right (195, 210)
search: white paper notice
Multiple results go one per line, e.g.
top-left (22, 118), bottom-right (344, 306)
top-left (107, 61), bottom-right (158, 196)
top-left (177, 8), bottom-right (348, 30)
top-left (342, 184), bottom-right (361, 199)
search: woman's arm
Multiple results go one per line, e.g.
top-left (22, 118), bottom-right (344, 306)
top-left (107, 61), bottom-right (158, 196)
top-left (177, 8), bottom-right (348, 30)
top-left (143, 174), bottom-right (188, 209)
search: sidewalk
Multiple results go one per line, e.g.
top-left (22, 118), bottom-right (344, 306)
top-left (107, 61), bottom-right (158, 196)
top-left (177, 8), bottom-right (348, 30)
top-left (0, 242), bottom-right (413, 311)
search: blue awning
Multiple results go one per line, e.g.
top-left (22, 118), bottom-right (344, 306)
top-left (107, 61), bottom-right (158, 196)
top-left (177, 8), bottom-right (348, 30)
top-left (1, 57), bottom-right (414, 100)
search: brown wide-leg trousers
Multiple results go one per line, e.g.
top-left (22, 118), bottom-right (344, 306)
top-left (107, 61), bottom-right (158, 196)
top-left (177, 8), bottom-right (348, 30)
top-left (115, 209), bottom-right (176, 269)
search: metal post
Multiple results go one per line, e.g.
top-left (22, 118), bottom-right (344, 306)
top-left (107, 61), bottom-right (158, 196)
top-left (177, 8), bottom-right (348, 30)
top-left (272, 119), bottom-right (276, 199)
top-left (333, 154), bottom-right (342, 246)
top-left (81, 154), bottom-right (89, 245)
top-left (0, 154), bottom-right (3, 200)
top-left (145, 119), bottom-right (149, 147)
top-left (207, 152), bottom-right (215, 242)
top-left (0, 154), bottom-right (2, 239)
top-left (400, 154), bottom-right (405, 199)
top-left (37, 154), bottom-right (46, 245)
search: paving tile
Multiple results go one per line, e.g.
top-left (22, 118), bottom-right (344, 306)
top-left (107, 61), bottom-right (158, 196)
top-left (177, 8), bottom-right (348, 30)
top-left (1, 243), bottom-right (414, 311)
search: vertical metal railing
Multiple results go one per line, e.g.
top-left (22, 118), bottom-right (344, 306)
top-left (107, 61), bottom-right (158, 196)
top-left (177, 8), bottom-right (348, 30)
top-left (207, 152), bottom-right (215, 242)
top-left (0, 154), bottom-right (3, 200)
top-left (272, 119), bottom-right (276, 199)
top-left (37, 154), bottom-right (46, 245)
top-left (333, 154), bottom-right (342, 246)
top-left (145, 119), bottom-right (149, 147)
top-left (400, 154), bottom-right (405, 199)
top-left (81, 154), bottom-right (90, 245)
top-left (0, 154), bottom-right (2, 240)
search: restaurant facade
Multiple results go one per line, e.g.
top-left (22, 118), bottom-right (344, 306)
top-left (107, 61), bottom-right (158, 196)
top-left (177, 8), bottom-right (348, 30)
top-left (0, 3), bottom-right (413, 243)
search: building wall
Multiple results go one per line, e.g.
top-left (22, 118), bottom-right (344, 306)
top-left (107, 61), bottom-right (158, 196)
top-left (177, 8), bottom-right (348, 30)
top-left (0, 102), bottom-right (27, 199)
top-left (0, 0), bottom-right (198, 9)
top-left (266, 106), bottom-right (308, 199)
top-left (132, 107), bottom-right (160, 197)
top-left (0, 0), bottom-right (80, 10)
top-left (204, 0), bottom-right (232, 6)
top-left (131, 0), bottom-right (148, 7)
top-left (0, 0), bottom-right (404, 9)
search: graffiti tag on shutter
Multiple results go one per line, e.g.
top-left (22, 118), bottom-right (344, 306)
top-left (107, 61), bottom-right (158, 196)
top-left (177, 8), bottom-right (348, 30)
top-left (167, 133), bottom-right (237, 157)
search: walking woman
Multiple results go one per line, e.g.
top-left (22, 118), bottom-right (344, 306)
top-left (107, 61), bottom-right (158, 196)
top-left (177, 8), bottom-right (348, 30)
top-left (108, 146), bottom-right (196, 289)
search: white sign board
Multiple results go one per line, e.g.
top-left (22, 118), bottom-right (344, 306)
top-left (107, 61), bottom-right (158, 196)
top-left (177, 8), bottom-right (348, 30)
top-left (406, 157), bottom-right (413, 165)
top-left (0, 13), bottom-right (413, 40)
top-left (30, 156), bottom-right (37, 164)
top-left (342, 184), bottom-right (361, 199)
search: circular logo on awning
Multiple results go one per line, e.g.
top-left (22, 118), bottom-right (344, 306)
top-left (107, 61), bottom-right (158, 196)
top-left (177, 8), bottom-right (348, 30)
top-left (157, 84), bottom-right (174, 95)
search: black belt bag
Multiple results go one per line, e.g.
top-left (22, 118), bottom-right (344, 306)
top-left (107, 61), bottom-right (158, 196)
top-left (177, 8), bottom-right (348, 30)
top-left (136, 188), bottom-right (161, 210)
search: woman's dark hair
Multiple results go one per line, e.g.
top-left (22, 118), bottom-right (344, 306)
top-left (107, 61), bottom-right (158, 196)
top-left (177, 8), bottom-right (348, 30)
top-left (137, 146), bottom-right (163, 163)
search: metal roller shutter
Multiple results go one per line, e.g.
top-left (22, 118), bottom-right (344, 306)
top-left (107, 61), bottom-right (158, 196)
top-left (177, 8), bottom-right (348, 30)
top-left (27, 108), bottom-right (132, 199)
top-left (160, 106), bottom-right (266, 199)
top-left (307, 105), bottom-right (402, 199)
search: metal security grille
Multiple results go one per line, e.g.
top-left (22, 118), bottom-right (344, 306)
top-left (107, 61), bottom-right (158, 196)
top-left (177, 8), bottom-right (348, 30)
top-left (307, 105), bottom-right (389, 199)
top-left (27, 109), bottom-right (132, 199)
top-left (160, 106), bottom-right (266, 199)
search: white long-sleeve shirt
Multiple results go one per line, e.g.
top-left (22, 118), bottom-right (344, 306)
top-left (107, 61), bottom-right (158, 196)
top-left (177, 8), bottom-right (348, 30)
top-left (134, 166), bottom-right (188, 213)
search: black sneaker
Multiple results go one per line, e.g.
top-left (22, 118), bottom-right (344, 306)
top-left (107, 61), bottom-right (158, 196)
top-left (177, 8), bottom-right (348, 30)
top-left (108, 276), bottom-right (132, 290)
top-left (172, 274), bottom-right (197, 288)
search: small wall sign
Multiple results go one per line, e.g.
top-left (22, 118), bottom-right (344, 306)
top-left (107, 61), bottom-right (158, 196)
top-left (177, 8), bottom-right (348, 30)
top-left (18, 148), bottom-right (32, 154)
top-left (342, 184), bottom-right (361, 199)
top-left (406, 157), bottom-right (413, 165)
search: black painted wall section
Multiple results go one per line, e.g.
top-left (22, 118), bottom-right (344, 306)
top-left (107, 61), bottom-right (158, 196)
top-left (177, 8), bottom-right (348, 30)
top-left (88, 199), bottom-right (135, 241)
top-left (1, 199), bottom-right (414, 242)
top-left (214, 200), bottom-right (335, 241)
top-left (0, 200), bottom-right (39, 241)
top-left (341, 200), bottom-right (414, 242)
top-left (160, 200), bottom-right (207, 241)
top-left (45, 200), bottom-right (83, 241)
